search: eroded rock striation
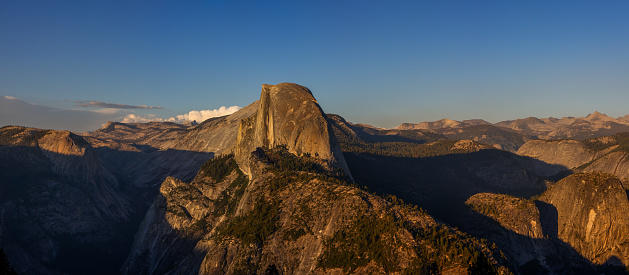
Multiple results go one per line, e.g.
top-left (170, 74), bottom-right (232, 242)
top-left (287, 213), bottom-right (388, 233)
top-left (539, 172), bottom-right (629, 267)
top-left (234, 83), bottom-right (350, 178)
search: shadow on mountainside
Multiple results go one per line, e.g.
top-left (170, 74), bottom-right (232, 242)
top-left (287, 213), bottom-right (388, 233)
top-left (458, 201), bottom-right (628, 274)
top-left (342, 148), bottom-right (569, 221)
top-left (121, 192), bottom-right (209, 275)
top-left (342, 141), bottom-right (629, 275)
top-left (0, 144), bottom-right (214, 274)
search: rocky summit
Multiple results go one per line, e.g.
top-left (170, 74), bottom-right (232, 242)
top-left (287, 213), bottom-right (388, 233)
top-left (234, 83), bottom-right (350, 178)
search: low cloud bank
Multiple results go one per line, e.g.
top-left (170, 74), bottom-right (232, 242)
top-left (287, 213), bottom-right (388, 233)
top-left (121, 106), bottom-right (241, 124)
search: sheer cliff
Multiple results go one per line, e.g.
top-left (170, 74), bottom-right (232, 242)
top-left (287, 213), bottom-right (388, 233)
top-left (539, 172), bottom-right (629, 267)
top-left (234, 83), bottom-right (350, 179)
top-left (462, 172), bottom-right (629, 274)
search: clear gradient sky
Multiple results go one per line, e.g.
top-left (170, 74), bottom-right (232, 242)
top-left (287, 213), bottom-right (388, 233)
top-left (1, 1), bottom-right (628, 132)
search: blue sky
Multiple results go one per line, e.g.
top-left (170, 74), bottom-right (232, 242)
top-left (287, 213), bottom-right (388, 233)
top-left (1, 1), bottom-right (628, 132)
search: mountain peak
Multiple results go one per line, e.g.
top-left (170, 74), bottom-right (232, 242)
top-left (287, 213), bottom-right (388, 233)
top-left (234, 83), bottom-right (351, 178)
top-left (585, 111), bottom-right (614, 122)
top-left (587, 111), bottom-right (606, 118)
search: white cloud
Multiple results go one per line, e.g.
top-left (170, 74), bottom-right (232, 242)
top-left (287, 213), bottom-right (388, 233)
top-left (174, 106), bottom-right (241, 122)
top-left (3, 96), bottom-right (19, 100)
top-left (121, 114), bottom-right (167, 123)
top-left (121, 106), bottom-right (241, 124)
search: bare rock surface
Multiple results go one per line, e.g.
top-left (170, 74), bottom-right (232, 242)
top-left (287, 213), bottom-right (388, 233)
top-left (234, 83), bottom-right (350, 178)
top-left (516, 140), bottom-right (597, 176)
top-left (540, 172), bottom-right (629, 267)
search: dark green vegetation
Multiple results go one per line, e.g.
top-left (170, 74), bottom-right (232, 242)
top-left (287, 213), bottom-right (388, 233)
top-left (0, 249), bottom-right (17, 275)
top-left (582, 132), bottom-right (629, 153)
top-left (318, 214), bottom-right (401, 272)
top-left (200, 153), bottom-right (239, 183)
top-left (441, 124), bottom-right (530, 152)
top-left (318, 212), bottom-right (500, 274)
top-left (253, 145), bottom-right (353, 190)
top-left (211, 172), bottom-right (248, 216)
top-left (190, 154), bottom-right (250, 229)
top-left (219, 198), bottom-right (281, 245)
top-left (0, 126), bottom-right (51, 146)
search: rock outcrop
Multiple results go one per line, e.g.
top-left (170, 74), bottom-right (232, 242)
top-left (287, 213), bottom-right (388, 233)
top-left (517, 133), bottom-right (629, 181)
top-left (539, 172), bottom-right (629, 267)
top-left (582, 151), bottom-right (629, 182)
top-left (466, 193), bottom-right (544, 239)
top-left (516, 140), bottom-right (598, 177)
top-left (462, 193), bottom-right (559, 273)
top-left (234, 83), bottom-right (350, 178)
top-left (88, 101), bottom-right (258, 155)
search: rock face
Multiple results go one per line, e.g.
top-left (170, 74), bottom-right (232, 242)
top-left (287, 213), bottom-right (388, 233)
top-left (466, 193), bottom-right (544, 239)
top-left (462, 173), bottom-right (629, 274)
top-left (582, 151), bottom-right (629, 182)
top-left (0, 127), bottom-right (133, 274)
top-left (234, 83), bottom-right (350, 178)
top-left (540, 172), bottom-right (629, 267)
top-left (397, 118), bottom-right (467, 130)
top-left (394, 119), bottom-right (530, 152)
top-left (516, 140), bottom-right (598, 177)
top-left (517, 133), bottom-right (629, 182)
top-left (462, 193), bottom-right (557, 272)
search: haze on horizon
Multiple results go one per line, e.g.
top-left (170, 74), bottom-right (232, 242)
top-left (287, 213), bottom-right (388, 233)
top-left (1, 1), bottom-right (628, 132)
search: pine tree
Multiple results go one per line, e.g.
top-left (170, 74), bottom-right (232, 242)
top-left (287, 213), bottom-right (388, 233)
top-left (264, 264), bottom-right (280, 275)
top-left (0, 248), bottom-right (17, 275)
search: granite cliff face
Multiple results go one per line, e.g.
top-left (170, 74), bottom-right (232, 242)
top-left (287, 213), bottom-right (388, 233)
top-left (517, 140), bottom-right (598, 171)
top-left (516, 140), bottom-right (599, 177)
top-left (462, 193), bottom-right (557, 273)
top-left (540, 172), bottom-right (629, 267)
top-left (517, 133), bottom-right (629, 182)
top-left (582, 151), bottom-right (629, 182)
top-left (462, 172), bottom-right (629, 274)
top-left (234, 83), bottom-right (350, 178)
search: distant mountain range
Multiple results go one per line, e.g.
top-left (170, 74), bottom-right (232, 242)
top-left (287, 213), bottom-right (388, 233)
top-left (387, 111), bottom-right (629, 152)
